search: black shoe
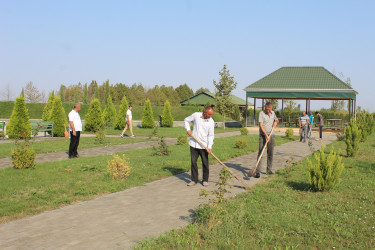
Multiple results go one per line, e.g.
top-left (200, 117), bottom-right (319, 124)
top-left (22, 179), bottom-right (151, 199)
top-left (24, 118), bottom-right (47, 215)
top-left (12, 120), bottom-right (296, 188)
top-left (267, 171), bottom-right (274, 175)
top-left (253, 173), bottom-right (260, 178)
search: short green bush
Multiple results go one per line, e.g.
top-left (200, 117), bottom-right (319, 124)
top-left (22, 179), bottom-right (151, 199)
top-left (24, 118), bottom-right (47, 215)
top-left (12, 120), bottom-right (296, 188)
top-left (103, 95), bottom-right (117, 127)
top-left (239, 128), bottom-right (248, 135)
top-left (6, 95), bottom-right (32, 139)
top-left (115, 96), bottom-right (129, 129)
top-left (153, 137), bottom-right (171, 156)
top-left (345, 117), bottom-right (361, 157)
top-left (161, 100), bottom-right (173, 127)
top-left (95, 128), bottom-right (106, 144)
top-left (177, 134), bottom-right (188, 145)
top-left (42, 91), bottom-right (55, 121)
top-left (85, 98), bottom-right (104, 132)
top-left (285, 128), bottom-right (294, 138)
top-left (235, 139), bottom-right (248, 149)
top-left (308, 144), bottom-right (344, 192)
top-left (11, 143), bottom-right (36, 169)
top-left (107, 154), bottom-right (131, 180)
top-left (142, 99), bottom-right (155, 128)
top-left (50, 97), bottom-right (67, 137)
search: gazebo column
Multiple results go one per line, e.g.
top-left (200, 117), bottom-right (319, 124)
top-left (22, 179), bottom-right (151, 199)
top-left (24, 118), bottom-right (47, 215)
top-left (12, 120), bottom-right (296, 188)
top-left (281, 98), bottom-right (284, 127)
top-left (348, 99), bottom-right (351, 120)
top-left (262, 99), bottom-right (265, 110)
top-left (305, 99), bottom-right (308, 113)
top-left (253, 98), bottom-right (256, 126)
top-left (245, 96), bottom-right (248, 127)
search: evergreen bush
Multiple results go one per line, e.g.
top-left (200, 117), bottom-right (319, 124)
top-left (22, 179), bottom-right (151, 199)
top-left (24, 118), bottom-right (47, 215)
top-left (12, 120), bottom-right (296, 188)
top-left (42, 91), bottom-right (55, 121)
top-left (85, 98), bottom-right (104, 132)
top-left (356, 111), bottom-right (368, 142)
top-left (107, 154), bottom-right (131, 180)
top-left (103, 95), bottom-right (117, 127)
top-left (285, 128), bottom-right (294, 138)
top-left (142, 99), bottom-right (155, 128)
top-left (345, 117), bottom-right (361, 157)
top-left (50, 97), bottom-right (67, 137)
top-left (367, 112), bottom-right (375, 135)
top-left (232, 105), bottom-right (241, 121)
top-left (115, 96), bottom-right (129, 129)
top-left (7, 95), bottom-right (32, 139)
top-left (153, 137), bottom-right (171, 156)
top-left (177, 134), bottom-right (188, 145)
top-left (239, 128), bottom-right (248, 135)
top-left (95, 128), bottom-right (106, 144)
top-left (308, 144), bottom-right (344, 192)
top-left (235, 139), bottom-right (248, 149)
top-left (11, 137), bottom-right (36, 169)
top-left (161, 100), bottom-right (173, 127)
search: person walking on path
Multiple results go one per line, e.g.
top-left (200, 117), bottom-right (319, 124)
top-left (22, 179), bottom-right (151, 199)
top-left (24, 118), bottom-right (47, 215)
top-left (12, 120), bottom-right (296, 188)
top-left (184, 106), bottom-right (215, 187)
top-left (68, 103), bottom-right (82, 159)
top-left (299, 111), bottom-right (309, 143)
top-left (315, 111), bottom-right (324, 141)
top-left (120, 105), bottom-right (135, 138)
top-left (254, 102), bottom-right (279, 178)
top-left (307, 111), bottom-right (314, 138)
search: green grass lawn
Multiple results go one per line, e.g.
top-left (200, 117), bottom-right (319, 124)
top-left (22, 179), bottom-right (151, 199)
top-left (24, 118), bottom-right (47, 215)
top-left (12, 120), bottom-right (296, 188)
top-left (103, 126), bottom-right (240, 137)
top-left (0, 135), bottom-right (294, 224)
top-left (136, 134), bottom-right (375, 249)
top-left (0, 137), bottom-right (148, 158)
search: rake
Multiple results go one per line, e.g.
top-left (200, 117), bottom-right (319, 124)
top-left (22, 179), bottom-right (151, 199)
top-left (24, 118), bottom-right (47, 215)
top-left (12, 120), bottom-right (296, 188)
top-left (247, 127), bottom-right (275, 178)
top-left (189, 134), bottom-right (249, 188)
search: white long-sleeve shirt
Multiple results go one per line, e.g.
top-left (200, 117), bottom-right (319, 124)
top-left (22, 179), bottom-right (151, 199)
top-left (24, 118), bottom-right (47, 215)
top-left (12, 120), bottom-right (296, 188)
top-left (184, 112), bottom-right (215, 149)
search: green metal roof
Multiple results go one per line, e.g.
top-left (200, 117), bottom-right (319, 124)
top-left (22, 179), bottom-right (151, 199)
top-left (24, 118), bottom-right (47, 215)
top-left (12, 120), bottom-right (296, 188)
top-left (244, 67), bottom-right (358, 100)
top-left (180, 92), bottom-right (247, 106)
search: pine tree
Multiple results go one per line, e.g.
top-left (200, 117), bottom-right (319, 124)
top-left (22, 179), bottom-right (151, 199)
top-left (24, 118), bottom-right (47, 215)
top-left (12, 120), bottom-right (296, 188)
top-left (115, 96), bottom-right (129, 129)
top-left (345, 117), bottom-right (361, 157)
top-left (42, 91), bottom-right (55, 121)
top-left (142, 99), bottom-right (155, 128)
top-left (103, 95), bottom-right (117, 127)
top-left (161, 100), bottom-right (173, 127)
top-left (213, 65), bottom-right (237, 129)
top-left (59, 85), bottom-right (65, 102)
top-left (50, 97), bottom-right (67, 137)
top-left (7, 95), bottom-right (32, 138)
top-left (85, 98), bottom-right (104, 132)
top-left (83, 83), bottom-right (88, 104)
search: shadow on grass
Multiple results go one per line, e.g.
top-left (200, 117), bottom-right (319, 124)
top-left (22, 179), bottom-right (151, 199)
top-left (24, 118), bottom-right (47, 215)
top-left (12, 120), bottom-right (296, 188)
top-left (286, 181), bottom-right (311, 192)
top-left (163, 167), bottom-right (186, 176)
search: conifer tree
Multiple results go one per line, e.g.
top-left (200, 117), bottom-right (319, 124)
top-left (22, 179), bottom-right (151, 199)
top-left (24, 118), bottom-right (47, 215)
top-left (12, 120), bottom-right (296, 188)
top-left (59, 85), bottom-right (65, 102)
top-left (7, 95), bottom-right (32, 138)
top-left (345, 117), bottom-right (361, 157)
top-left (83, 83), bottom-right (88, 104)
top-left (42, 91), bottom-right (55, 121)
top-left (85, 98), bottom-right (104, 132)
top-left (50, 97), bottom-right (67, 137)
top-left (161, 100), bottom-right (173, 127)
top-left (116, 96), bottom-right (129, 129)
top-left (142, 99), bottom-right (155, 128)
top-left (103, 95), bottom-right (117, 127)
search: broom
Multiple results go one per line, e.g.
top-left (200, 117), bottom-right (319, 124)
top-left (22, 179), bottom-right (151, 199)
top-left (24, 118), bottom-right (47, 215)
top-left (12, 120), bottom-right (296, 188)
top-left (189, 134), bottom-right (249, 188)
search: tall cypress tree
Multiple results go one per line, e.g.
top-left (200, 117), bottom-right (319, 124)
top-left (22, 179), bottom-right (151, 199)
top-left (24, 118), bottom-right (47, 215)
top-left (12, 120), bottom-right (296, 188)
top-left (50, 97), bottom-right (67, 137)
top-left (85, 98), bottom-right (104, 132)
top-left (7, 95), bottom-right (32, 138)
top-left (42, 91), bottom-right (55, 121)
top-left (345, 117), bottom-right (361, 157)
top-left (116, 96), bottom-right (129, 129)
top-left (161, 100), bottom-right (173, 127)
top-left (103, 95), bottom-right (117, 127)
top-left (142, 99), bottom-right (155, 128)
top-left (59, 85), bottom-right (65, 102)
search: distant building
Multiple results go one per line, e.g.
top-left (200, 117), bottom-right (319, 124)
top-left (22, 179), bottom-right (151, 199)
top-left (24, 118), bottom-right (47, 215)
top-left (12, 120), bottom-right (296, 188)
top-left (180, 92), bottom-right (253, 109)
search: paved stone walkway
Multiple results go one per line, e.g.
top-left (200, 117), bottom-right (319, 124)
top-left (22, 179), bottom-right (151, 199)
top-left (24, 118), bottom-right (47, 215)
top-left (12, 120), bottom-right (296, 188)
top-left (0, 132), bottom-right (336, 249)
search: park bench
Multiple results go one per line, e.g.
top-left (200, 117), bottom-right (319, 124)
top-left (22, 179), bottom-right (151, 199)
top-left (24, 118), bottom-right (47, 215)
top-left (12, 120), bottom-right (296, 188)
top-left (31, 121), bottom-right (54, 137)
top-left (0, 121), bottom-right (5, 139)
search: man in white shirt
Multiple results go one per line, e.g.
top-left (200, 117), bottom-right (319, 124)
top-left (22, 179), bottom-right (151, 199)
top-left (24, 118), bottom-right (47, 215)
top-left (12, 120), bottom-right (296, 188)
top-left (120, 105), bottom-right (135, 138)
top-left (68, 103), bottom-right (82, 158)
top-left (184, 106), bottom-right (215, 187)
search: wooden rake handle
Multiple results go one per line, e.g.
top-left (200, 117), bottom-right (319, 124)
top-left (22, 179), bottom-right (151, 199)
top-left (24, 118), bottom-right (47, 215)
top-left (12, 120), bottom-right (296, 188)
top-left (189, 134), bottom-right (249, 188)
top-left (247, 127), bottom-right (275, 177)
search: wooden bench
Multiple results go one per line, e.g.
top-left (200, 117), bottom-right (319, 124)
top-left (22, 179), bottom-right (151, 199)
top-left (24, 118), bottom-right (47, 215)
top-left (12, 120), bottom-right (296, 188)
top-left (0, 121), bottom-right (5, 139)
top-left (31, 121), bottom-right (54, 137)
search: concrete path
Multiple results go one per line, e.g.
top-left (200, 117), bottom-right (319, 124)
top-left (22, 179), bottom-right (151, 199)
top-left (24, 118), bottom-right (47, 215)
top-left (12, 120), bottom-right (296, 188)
top-left (0, 132), bottom-right (336, 249)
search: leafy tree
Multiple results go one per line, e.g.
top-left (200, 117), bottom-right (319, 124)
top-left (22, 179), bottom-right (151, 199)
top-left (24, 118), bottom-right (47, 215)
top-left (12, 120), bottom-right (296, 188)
top-left (142, 99), bottom-right (155, 128)
top-left (345, 117), bottom-right (361, 157)
top-left (129, 83), bottom-right (146, 105)
top-left (264, 99), bottom-right (279, 110)
top-left (284, 100), bottom-right (296, 122)
top-left (24, 81), bottom-right (45, 103)
top-left (83, 83), bottom-right (88, 104)
top-left (94, 85), bottom-right (100, 100)
top-left (103, 95), bottom-right (117, 127)
top-left (42, 91), bottom-right (55, 121)
top-left (161, 100), bottom-right (173, 127)
top-left (195, 87), bottom-right (210, 95)
top-left (88, 80), bottom-right (98, 103)
top-left (232, 105), bottom-right (241, 121)
top-left (160, 85), bottom-right (179, 105)
top-left (104, 80), bottom-right (110, 104)
top-left (7, 95), bottom-right (32, 138)
top-left (146, 85), bottom-right (166, 106)
top-left (115, 96), bottom-right (129, 129)
top-left (175, 83), bottom-right (194, 102)
top-left (213, 65), bottom-right (237, 129)
top-left (50, 97), bottom-right (67, 137)
top-left (85, 98), bottom-right (104, 132)
top-left (59, 85), bottom-right (65, 102)
top-left (111, 83), bottom-right (131, 105)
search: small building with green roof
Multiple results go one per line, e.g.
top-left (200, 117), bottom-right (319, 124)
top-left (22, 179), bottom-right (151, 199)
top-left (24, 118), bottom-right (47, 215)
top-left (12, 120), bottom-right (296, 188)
top-left (180, 92), bottom-right (251, 108)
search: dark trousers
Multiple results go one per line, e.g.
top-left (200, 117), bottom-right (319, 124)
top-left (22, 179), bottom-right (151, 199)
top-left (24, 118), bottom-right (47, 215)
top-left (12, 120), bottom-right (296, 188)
top-left (69, 131), bottom-right (80, 157)
top-left (257, 134), bottom-right (275, 174)
top-left (190, 146), bottom-right (209, 183)
top-left (319, 125), bottom-right (323, 139)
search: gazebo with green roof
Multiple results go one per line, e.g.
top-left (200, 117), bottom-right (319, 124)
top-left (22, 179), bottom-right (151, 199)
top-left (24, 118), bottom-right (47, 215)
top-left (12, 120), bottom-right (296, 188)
top-left (244, 66), bottom-right (358, 126)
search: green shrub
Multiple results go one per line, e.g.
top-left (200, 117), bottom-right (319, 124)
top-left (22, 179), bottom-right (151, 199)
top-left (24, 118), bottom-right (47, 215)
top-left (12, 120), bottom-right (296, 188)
top-left (308, 144), bottom-right (344, 192)
top-left (50, 97), bottom-right (67, 137)
top-left (115, 96), bottom-right (129, 129)
top-left (85, 98), bottom-right (104, 132)
top-left (345, 117), bottom-right (361, 157)
top-left (11, 140), bottom-right (36, 169)
top-left (148, 126), bottom-right (159, 139)
top-left (235, 139), bottom-right (248, 149)
top-left (161, 100), bottom-right (173, 127)
top-left (42, 91), bottom-right (55, 121)
top-left (177, 134), bottom-right (188, 145)
top-left (232, 105), bottom-right (241, 121)
top-left (95, 128), bottom-right (106, 144)
top-left (6, 95), bottom-right (32, 139)
top-left (239, 128), bottom-right (248, 135)
top-left (107, 154), bottom-right (131, 180)
top-left (103, 95), bottom-right (117, 127)
top-left (153, 137), bottom-right (171, 156)
top-left (285, 128), bottom-right (294, 138)
top-left (367, 112), bottom-right (375, 135)
top-left (142, 99), bottom-right (155, 128)
top-left (356, 111), bottom-right (368, 142)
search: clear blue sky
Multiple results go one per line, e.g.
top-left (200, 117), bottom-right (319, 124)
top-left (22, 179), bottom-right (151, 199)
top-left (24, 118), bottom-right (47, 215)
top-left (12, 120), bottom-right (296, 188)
top-left (1, 0), bottom-right (374, 111)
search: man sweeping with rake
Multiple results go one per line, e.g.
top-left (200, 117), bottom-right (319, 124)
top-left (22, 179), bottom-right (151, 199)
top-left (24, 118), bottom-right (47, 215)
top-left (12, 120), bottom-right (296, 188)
top-left (251, 102), bottom-right (279, 178)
